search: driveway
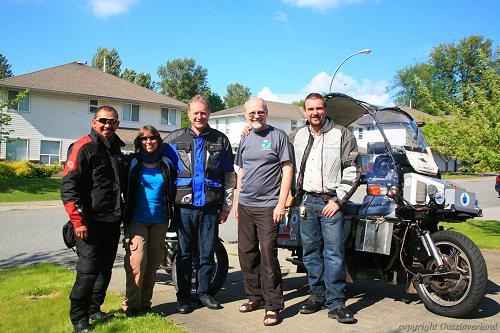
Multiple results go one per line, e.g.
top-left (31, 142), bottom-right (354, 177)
top-left (107, 243), bottom-right (499, 333)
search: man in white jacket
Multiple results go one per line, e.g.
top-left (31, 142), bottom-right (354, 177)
top-left (289, 93), bottom-right (359, 324)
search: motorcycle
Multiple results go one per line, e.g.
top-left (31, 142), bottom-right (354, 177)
top-left (278, 93), bottom-right (487, 318)
top-left (161, 231), bottom-right (229, 296)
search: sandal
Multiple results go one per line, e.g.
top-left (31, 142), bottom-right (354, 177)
top-left (263, 310), bottom-right (280, 326)
top-left (239, 301), bottom-right (262, 313)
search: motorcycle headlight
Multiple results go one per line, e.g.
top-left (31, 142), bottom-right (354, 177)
top-left (434, 191), bottom-right (445, 205)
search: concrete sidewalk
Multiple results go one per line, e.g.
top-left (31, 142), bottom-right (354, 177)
top-left (106, 243), bottom-right (500, 333)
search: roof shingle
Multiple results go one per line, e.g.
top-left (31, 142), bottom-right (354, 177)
top-left (211, 100), bottom-right (304, 119)
top-left (0, 62), bottom-right (186, 108)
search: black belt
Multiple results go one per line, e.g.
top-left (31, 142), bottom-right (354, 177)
top-left (305, 191), bottom-right (324, 197)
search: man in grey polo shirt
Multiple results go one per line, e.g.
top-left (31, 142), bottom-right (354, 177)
top-left (234, 97), bottom-right (294, 326)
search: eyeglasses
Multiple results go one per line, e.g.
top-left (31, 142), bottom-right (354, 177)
top-left (247, 111), bottom-right (266, 117)
top-left (140, 136), bottom-right (158, 142)
top-left (96, 118), bottom-right (119, 125)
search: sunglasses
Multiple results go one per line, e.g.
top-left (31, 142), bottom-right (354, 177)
top-left (140, 136), bottom-right (158, 142)
top-left (96, 118), bottom-right (118, 125)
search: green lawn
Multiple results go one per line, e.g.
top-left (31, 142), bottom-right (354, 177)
top-left (440, 173), bottom-right (481, 179)
top-left (0, 177), bottom-right (62, 202)
top-left (0, 264), bottom-right (185, 333)
top-left (439, 220), bottom-right (500, 249)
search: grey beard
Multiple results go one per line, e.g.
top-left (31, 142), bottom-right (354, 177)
top-left (250, 122), bottom-right (265, 131)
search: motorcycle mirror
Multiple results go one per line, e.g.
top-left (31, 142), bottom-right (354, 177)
top-left (427, 184), bottom-right (438, 196)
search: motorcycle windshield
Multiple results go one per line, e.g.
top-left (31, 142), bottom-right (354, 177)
top-left (348, 109), bottom-right (436, 180)
top-left (351, 109), bottom-right (427, 151)
top-left (325, 93), bottom-right (438, 177)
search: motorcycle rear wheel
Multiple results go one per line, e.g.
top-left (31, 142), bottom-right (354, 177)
top-left (414, 230), bottom-right (487, 317)
top-left (170, 240), bottom-right (229, 296)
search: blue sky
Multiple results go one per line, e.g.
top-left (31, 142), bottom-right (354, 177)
top-left (2, 0), bottom-right (498, 105)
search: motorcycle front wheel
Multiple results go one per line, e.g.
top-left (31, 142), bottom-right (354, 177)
top-left (171, 239), bottom-right (229, 296)
top-left (414, 230), bottom-right (488, 317)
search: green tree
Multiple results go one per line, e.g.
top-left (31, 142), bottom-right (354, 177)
top-left (391, 35), bottom-right (498, 115)
top-left (206, 92), bottom-right (225, 112)
top-left (421, 117), bottom-right (460, 173)
top-left (120, 68), bottom-right (136, 82)
top-left (91, 47), bottom-right (122, 76)
top-left (0, 90), bottom-right (29, 143)
top-left (420, 50), bottom-right (500, 172)
top-left (0, 54), bottom-right (13, 79)
top-left (121, 69), bottom-right (155, 90)
top-left (157, 58), bottom-right (208, 102)
top-left (292, 100), bottom-right (304, 107)
top-left (391, 63), bottom-right (436, 113)
top-left (135, 72), bottom-right (155, 90)
top-left (223, 83), bottom-right (251, 108)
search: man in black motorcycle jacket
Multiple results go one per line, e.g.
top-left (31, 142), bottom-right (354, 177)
top-left (289, 93), bottom-right (360, 324)
top-left (163, 95), bottom-right (236, 314)
top-left (60, 106), bottom-right (125, 332)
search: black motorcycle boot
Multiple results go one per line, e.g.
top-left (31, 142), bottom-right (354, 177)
top-left (299, 297), bottom-right (325, 314)
top-left (73, 321), bottom-right (94, 333)
top-left (328, 306), bottom-right (356, 324)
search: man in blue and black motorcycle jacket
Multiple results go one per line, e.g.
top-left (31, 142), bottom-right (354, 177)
top-left (164, 94), bottom-right (236, 314)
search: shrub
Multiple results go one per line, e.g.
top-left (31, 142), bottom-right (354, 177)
top-left (0, 162), bottom-right (16, 178)
top-left (0, 161), bottom-right (63, 178)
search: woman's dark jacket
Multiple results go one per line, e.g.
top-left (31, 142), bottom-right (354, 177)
top-left (122, 154), bottom-right (176, 227)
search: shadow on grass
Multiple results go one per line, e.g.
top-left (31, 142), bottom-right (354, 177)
top-left (0, 177), bottom-right (62, 194)
top-left (0, 248), bottom-right (125, 270)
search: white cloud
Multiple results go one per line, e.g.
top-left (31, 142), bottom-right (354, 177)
top-left (282, 0), bottom-right (366, 11)
top-left (273, 11), bottom-right (288, 23)
top-left (257, 87), bottom-right (280, 101)
top-left (256, 71), bottom-right (389, 106)
top-left (89, 0), bottom-right (136, 18)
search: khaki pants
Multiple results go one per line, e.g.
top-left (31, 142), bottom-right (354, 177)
top-left (124, 221), bottom-right (168, 309)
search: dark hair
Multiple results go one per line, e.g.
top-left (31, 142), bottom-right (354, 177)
top-left (303, 93), bottom-right (325, 110)
top-left (133, 125), bottom-right (163, 153)
top-left (94, 105), bottom-right (119, 119)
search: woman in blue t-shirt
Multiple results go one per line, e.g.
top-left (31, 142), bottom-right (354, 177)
top-left (123, 125), bottom-right (175, 316)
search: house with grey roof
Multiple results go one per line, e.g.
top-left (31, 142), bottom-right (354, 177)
top-left (0, 62), bottom-right (186, 163)
top-left (209, 101), bottom-right (305, 150)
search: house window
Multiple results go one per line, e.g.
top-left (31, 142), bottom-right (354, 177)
top-left (40, 140), bottom-right (61, 165)
top-left (7, 90), bottom-right (30, 112)
top-left (358, 128), bottom-right (363, 139)
top-left (6, 138), bottom-right (28, 161)
top-left (89, 99), bottom-right (99, 113)
top-left (225, 119), bottom-right (229, 134)
top-left (123, 103), bottom-right (139, 122)
top-left (161, 107), bottom-right (177, 125)
top-left (291, 120), bottom-right (298, 131)
top-left (215, 119), bottom-right (219, 129)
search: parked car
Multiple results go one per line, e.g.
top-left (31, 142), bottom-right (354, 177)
top-left (495, 175), bottom-right (500, 196)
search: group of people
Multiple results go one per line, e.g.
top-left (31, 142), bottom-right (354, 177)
top-left (60, 92), bottom-right (359, 332)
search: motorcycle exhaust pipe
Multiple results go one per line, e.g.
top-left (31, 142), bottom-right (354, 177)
top-left (422, 231), bottom-right (444, 267)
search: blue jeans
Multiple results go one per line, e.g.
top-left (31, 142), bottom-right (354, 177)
top-left (176, 205), bottom-right (218, 301)
top-left (300, 194), bottom-right (346, 310)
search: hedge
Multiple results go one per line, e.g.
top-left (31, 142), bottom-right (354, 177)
top-left (0, 161), bottom-right (63, 178)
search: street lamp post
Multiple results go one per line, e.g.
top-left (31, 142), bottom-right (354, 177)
top-left (328, 48), bottom-right (371, 93)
